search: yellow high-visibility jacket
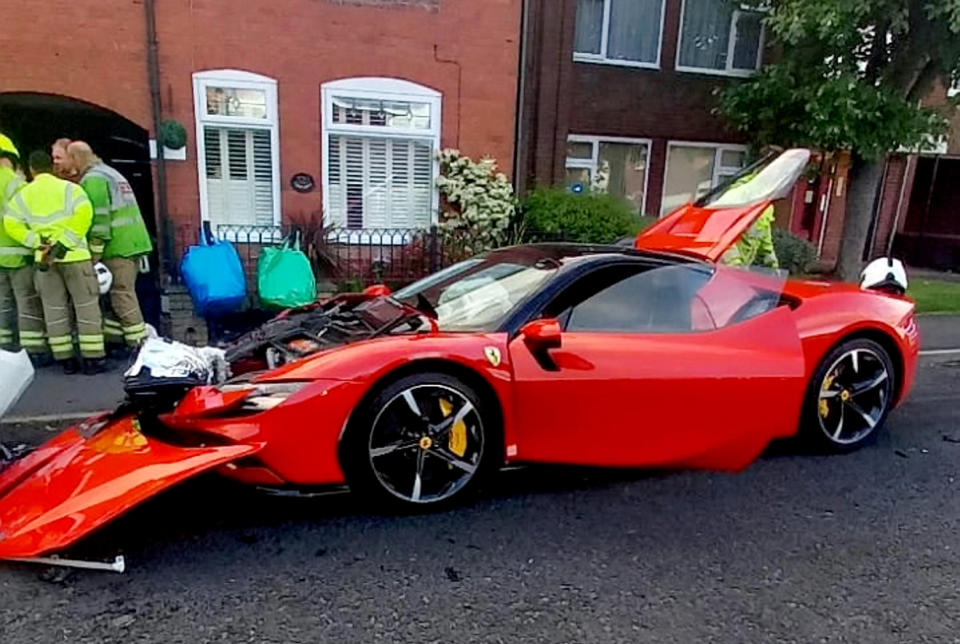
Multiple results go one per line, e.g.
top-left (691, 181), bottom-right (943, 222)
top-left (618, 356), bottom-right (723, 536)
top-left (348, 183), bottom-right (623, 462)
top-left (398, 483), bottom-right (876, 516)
top-left (2, 173), bottom-right (94, 263)
top-left (0, 165), bottom-right (29, 269)
top-left (718, 171), bottom-right (780, 270)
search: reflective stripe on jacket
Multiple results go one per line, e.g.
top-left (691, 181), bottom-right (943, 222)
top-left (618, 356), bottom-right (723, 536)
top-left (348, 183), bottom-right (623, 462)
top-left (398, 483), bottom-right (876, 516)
top-left (3, 173), bottom-right (94, 263)
top-left (80, 163), bottom-right (153, 259)
top-left (0, 166), bottom-right (29, 269)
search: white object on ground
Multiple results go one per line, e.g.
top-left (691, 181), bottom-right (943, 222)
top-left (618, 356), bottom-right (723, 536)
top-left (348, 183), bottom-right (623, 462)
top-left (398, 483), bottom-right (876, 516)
top-left (125, 337), bottom-right (230, 384)
top-left (0, 350), bottom-right (35, 418)
top-left (6, 555), bottom-right (125, 573)
top-left (94, 262), bottom-right (113, 295)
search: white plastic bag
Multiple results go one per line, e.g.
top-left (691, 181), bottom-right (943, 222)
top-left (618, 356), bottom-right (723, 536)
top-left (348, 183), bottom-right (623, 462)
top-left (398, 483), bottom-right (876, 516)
top-left (125, 338), bottom-right (230, 385)
top-left (0, 349), bottom-right (35, 418)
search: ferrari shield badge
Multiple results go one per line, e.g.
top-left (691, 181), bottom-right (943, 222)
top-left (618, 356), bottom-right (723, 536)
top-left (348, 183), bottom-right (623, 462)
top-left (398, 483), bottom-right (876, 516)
top-left (484, 346), bottom-right (501, 367)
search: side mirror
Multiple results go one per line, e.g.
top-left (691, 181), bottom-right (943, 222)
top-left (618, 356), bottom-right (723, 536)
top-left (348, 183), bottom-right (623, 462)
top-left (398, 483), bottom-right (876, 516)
top-left (520, 318), bottom-right (562, 352)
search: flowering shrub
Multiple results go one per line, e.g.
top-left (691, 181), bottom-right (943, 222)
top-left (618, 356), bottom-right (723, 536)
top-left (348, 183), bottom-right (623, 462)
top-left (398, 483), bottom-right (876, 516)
top-left (436, 149), bottom-right (516, 254)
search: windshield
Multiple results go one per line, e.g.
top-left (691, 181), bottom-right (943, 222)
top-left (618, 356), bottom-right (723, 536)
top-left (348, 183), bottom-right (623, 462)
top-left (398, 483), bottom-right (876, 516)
top-left (394, 253), bottom-right (560, 331)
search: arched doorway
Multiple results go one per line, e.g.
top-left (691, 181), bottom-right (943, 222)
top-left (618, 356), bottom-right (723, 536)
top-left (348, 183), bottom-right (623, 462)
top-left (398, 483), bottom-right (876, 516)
top-left (0, 92), bottom-right (160, 326)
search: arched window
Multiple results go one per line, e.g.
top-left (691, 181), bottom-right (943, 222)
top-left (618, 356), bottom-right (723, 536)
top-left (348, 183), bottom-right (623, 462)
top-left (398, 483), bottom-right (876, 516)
top-left (193, 70), bottom-right (280, 228)
top-left (321, 77), bottom-right (441, 229)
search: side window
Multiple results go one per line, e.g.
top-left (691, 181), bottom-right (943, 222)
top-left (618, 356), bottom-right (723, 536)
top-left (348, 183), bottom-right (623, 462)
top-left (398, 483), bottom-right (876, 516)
top-left (549, 264), bottom-right (714, 333)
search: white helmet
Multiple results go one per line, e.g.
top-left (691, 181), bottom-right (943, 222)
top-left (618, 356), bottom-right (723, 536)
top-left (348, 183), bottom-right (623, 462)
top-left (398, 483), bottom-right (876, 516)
top-left (860, 257), bottom-right (908, 295)
top-left (94, 262), bottom-right (113, 295)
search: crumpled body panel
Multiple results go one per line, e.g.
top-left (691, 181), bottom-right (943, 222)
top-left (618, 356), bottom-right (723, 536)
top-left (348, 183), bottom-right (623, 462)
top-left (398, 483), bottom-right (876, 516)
top-left (0, 416), bottom-right (259, 558)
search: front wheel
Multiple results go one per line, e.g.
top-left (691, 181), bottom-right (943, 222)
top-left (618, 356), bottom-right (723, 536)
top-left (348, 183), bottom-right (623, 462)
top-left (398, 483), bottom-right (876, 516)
top-left (801, 338), bottom-right (896, 452)
top-left (340, 372), bottom-right (498, 510)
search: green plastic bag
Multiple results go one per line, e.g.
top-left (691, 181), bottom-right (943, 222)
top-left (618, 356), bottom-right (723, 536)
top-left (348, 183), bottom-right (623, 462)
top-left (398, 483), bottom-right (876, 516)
top-left (257, 231), bottom-right (317, 310)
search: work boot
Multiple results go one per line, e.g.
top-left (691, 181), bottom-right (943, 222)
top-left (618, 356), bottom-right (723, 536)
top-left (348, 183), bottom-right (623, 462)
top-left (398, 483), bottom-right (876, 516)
top-left (28, 353), bottom-right (54, 368)
top-left (107, 345), bottom-right (133, 362)
top-left (83, 358), bottom-right (108, 376)
top-left (61, 358), bottom-right (81, 375)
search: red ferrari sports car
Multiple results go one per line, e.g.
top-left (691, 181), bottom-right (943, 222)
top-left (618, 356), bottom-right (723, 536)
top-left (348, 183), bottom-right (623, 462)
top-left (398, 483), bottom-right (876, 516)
top-left (0, 149), bottom-right (919, 560)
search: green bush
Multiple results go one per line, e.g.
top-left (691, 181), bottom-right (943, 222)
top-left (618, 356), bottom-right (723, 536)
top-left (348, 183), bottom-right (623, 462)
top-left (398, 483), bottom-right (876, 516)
top-left (773, 227), bottom-right (818, 275)
top-left (520, 187), bottom-right (654, 244)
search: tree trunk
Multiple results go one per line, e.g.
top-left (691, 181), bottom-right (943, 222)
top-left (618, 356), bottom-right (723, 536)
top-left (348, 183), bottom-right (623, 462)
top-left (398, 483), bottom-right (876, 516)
top-left (836, 154), bottom-right (885, 282)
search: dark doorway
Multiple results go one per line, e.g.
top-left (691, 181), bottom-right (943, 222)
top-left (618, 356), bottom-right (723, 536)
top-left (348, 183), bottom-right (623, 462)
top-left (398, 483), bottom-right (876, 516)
top-left (0, 92), bottom-right (161, 326)
top-left (897, 156), bottom-right (960, 271)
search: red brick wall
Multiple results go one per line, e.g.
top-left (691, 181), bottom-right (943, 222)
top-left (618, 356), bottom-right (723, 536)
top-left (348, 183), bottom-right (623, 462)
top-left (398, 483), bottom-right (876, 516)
top-left (0, 1), bottom-right (152, 127)
top-left (870, 155), bottom-right (913, 259)
top-left (814, 152), bottom-right (851, 271)
top-left (518, 0), bottom-right (749, 215)
top-left (1, 0), bottom-right (521, 245)
top-left (568, 1), bottom-right (741, 143)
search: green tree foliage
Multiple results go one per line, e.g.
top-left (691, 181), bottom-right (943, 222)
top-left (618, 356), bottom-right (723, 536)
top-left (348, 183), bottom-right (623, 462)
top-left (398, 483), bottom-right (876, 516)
top-left (718, 0), bottom-right (960, 278)
top-left (719, 64), bottom-right (946, 160)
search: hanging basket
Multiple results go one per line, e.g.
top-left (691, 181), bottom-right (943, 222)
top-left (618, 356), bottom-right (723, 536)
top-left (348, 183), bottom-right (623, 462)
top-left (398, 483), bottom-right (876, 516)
top-left (159, 119), bottom-right (188, 150)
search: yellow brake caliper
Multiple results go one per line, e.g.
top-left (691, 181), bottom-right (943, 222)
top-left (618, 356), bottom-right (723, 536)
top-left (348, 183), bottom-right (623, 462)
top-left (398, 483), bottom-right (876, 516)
top-left (440, 398), bottom-right (468, 458)
top-left (819, 374), bottom-right (835, 418)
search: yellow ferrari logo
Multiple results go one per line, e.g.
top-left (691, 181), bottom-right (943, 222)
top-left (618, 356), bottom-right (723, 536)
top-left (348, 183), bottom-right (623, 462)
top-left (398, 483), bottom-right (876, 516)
top-left (484, 346), bottom-right (501, 367)
top-left (89, 418), bottom-right (148, 454)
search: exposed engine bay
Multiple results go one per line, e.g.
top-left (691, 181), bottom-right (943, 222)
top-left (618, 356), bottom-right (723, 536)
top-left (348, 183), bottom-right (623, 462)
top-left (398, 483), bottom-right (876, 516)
top-left (121, 293), bottom-right (433, 411)
top-left (222, 294), bottom-right (431, 373)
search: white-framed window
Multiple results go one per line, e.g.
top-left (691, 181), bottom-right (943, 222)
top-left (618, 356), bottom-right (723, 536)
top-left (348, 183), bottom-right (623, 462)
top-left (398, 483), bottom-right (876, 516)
top-left (565, 135), bottom-right (651, 214)
top-left (661, 142), bottom-right (748, 215)
top-left (321, 77), bottom-right (441, 230)
top-left (676, 0), bottom-right (764, 76)
top-left (193, 69), bottom-right (280, 228)
top-left (573, 0), bottom-right (666, 69)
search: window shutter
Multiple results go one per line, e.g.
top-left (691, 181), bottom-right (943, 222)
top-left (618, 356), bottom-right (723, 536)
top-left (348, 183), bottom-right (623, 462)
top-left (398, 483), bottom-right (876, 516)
top-left (345, 137), bottom-right (364, 229)
top-left (410, 140), bottom-right (433, 228)
top-left (390, 139), bottom-right (411, 228)
top-left (366, 138), bottom-right (389, 228)
top-left (252, 130), bottom-right (274, 226)
top-left (327, 134), bottom-right (435, 229)
top-left (203, 126), bottom-right (274, 227)
top-left (204, 127), bottom-right (226, 225)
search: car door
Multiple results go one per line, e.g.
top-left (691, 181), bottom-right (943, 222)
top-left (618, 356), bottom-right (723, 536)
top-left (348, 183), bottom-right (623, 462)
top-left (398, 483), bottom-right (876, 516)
top-left (507, 263), bottom-right (807, 470)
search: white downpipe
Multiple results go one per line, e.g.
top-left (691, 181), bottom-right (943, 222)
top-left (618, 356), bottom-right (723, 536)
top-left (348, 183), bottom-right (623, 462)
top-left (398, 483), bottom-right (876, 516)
top-left (816, 176), bottom-right (835, 257)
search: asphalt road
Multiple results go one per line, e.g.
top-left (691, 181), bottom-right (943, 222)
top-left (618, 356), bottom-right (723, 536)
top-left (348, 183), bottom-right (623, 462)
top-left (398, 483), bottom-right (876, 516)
top-left (1, 352), bottom-right (959, 643)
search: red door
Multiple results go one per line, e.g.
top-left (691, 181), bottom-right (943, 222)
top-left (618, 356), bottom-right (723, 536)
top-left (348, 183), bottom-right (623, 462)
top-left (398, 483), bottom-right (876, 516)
top-left (507, 267), bottom-right (806, 471)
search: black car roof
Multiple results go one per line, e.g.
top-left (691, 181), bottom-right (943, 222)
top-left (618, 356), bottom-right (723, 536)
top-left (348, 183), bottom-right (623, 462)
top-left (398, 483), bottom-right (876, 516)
top-left (483, 242), bottom-right (701, 270)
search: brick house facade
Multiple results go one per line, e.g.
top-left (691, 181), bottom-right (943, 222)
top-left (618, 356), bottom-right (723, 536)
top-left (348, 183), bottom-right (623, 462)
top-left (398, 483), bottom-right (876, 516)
top-left (517, 0), bottom-right (854, 269)
top-left (0, 0), bottom-right (522, 262)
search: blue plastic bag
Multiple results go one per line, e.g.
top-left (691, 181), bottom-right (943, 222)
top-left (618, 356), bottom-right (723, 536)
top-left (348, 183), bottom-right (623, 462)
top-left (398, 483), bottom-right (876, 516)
top-left (179, 226), bottom-right (247, 316)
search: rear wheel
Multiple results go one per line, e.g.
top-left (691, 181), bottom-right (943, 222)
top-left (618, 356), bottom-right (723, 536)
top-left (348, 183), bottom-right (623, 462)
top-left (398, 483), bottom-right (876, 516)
top-left (801, 338), bottom-right (895, 452)
top-left (341, 372), bottom-right (497, 510)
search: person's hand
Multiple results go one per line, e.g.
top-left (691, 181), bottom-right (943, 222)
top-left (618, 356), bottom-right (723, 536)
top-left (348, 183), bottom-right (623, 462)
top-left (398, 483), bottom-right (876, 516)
top-left (37, 243), bottom-right (54, 270)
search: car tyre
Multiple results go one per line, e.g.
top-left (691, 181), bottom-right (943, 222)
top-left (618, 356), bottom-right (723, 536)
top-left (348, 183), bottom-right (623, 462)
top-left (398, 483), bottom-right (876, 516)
top-left (800, 338), bottom-right (896, 453)
top-left (341, 372), bottom-right (498, 511)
